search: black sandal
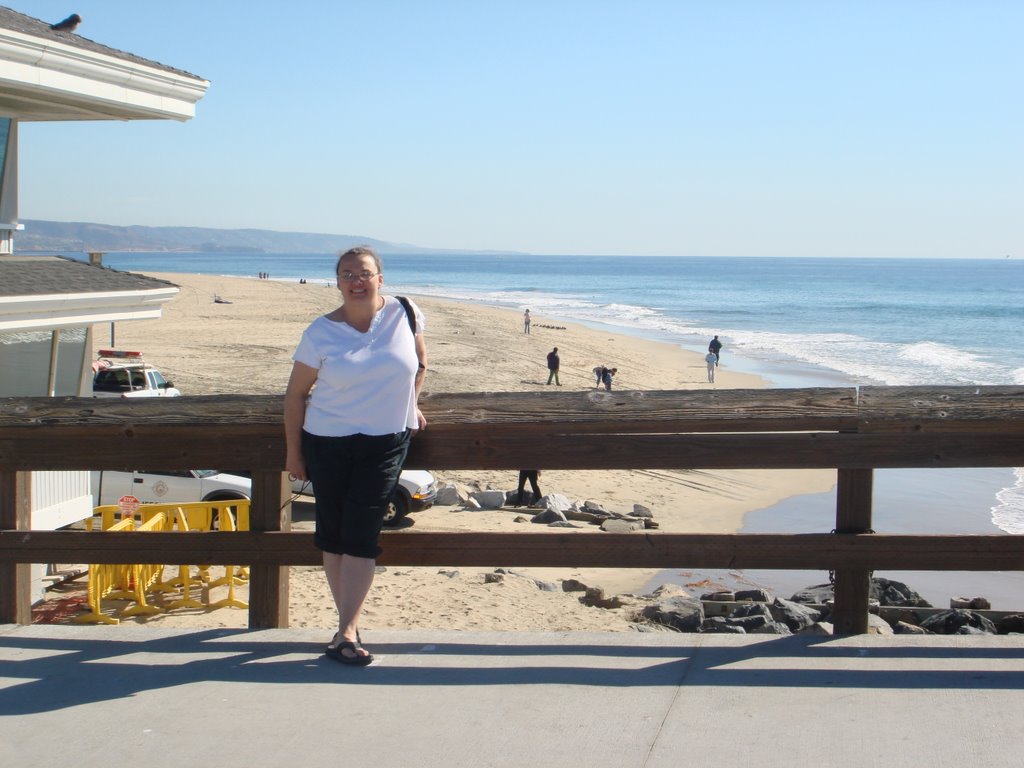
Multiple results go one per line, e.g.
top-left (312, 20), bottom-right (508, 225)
top-left (325, 633), bottom-right (373, 666)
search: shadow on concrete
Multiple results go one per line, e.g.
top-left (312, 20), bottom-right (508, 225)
top-left (2, 629), bottom-right (1023, 716)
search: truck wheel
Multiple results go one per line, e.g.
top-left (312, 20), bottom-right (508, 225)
top-left (383, 491), bottom-right (409, 527)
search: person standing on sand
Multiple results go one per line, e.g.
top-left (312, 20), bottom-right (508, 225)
top-left (602, 367), bottom-right (617, 391)
top-left (523, 309), bottom-right (531, 334)
top-left (284, 246), bottom-right (427, 667)
top-left (705, 351), bottom-right (718, 383)
top-left (546, 347), bottom-right (561, 385)
top-left (593, 364), bottom-right (606, 388)
top-left (515, 469), bottom-right (542, 506)
top-left (708, 335), bottom-right (722, 364)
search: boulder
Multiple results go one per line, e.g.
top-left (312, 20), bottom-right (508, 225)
top-left (728, 614), bottom-right (792, 635)
top-left (735, 589), bottom-right (772, 603)
top-left (647, 583), bottom-right (690, 600)
top-left (504, 489), bottom-right (538, 506)
top-left (470, 489), bottom-right (507, 509)
top-left (531, 508), bottom-right (567, 524)
top-left (997, 614), bottom-right (1024, 635)
top-left (867, 613), bottom-right (894, 635)
top-left (433, 483), bottom-right (462, 506)
top-left (702, 591), bottom-right (736, 602)
top-left (642, 596), bottom-right (705, 632)
top-left (893, 620), bottom-right (928, 635)
top-left (562, 579), bottom-right (590, 593)
top-left (539, 493), bottom-right (573, 513)
top-left (632, 504), bottom-right (654, 518)
top-left (920, 609), bottom-right (997, 635)
top-left (770, 598), bottom-right (822, 632)
top-left (548, 520), bottom-right (583, 528)
top-left (790, 583), bottom-right (833, 605)
top-left (564, 508), bottom-right (611, 524)
top-left (730, 602), bottom-right (773, 619)
top-left (701, 616), bottom-right (746, 634)
top-left (950, 596), bottom-right (991, 610)
top-left (580, 587), bottom-right (628, 609)
top-left (582, 500), bottom-right (611, 515)
top-left (870, 577), bottom-right (931, 608)
top-left (600, 518), bottom-right (645, 533)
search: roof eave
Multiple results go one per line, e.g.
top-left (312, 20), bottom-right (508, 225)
top-left (0, 29), bottom-right (209, 122)
top-left (0, 285), bottom-right (180, 331)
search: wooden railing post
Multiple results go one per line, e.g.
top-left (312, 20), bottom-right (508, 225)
top-left (247, 470), bottom-right (292, 628)
top-left (0, 470), bottom-right (32, 624)
top-left (832, 468), bottom-right (874, 635)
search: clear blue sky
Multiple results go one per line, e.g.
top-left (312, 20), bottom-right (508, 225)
top-left (17, 1), bottom-right (1024, 257)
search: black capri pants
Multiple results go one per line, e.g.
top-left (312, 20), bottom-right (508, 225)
top-left (301, 429), bottom-right (411, 559)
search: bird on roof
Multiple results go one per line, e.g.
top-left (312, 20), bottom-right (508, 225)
top-left (50, 13), bottom-right (82, 32)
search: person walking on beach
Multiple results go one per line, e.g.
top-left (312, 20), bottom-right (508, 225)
top-left (705, 351), bottom-right (718, 383)
top-left (546, 347), bottom-right (561, 385)
top-left (708, 335), bottom-right (722, 364)
top-left (514, 469), bottom-right (542, 506)
top-left (284, 246), bottom-right (427, 667)
top-left (523, 309), bottom-right (531, 334)
top-left (602, 367), bottom-right (617, 391)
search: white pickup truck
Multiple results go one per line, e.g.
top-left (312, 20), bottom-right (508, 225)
top-left (92, 349), bottom-right (181, 398)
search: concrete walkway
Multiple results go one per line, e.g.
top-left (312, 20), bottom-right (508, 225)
top-left (2, 625), bottom-right (1022, 767)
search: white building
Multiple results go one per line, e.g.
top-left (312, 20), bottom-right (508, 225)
top-left (0, 7), bottom-right (209, 603)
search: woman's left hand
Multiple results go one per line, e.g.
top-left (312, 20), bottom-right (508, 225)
top-left (414, 407), bottom-right (427, 433)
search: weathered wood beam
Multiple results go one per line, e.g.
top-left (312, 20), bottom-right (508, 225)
top-left (2, 431), bottom-right (1022, 472)
top-left (858, 386), bottom-right (1024, 433)
top-left (247, 470), bottom-right (291, 629)
top-left (0, 471), bottom-right (31, 624)
top-left (0, 388), bottom-right (860, 433)
top-left (832, 468), bottom-right (874, 635)
top-left (3, 530), bottom-right (1022, 571)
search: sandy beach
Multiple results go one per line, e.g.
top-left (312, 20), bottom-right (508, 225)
top-left (62, 271), bottom-right (837, 632)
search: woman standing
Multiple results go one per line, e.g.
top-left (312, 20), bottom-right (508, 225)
top-left (285, 246), bottom-right (427, 666)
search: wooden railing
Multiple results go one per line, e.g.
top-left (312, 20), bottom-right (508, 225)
top-left (2, 386), bottom-right (1022, 634)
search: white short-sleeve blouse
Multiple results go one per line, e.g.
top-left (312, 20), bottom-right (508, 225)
top-left (293, 295), bottom-right (424, 437)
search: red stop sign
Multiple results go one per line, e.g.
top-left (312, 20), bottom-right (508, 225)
top-left (118, 494), bottom-right (140, 519)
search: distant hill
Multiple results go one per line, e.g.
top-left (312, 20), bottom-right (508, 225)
top-left (14, 219), bottom-right (523, 256)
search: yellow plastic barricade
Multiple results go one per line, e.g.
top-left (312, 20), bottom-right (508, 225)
top-left (119, 512), bottom-right (169, 618)
top-left (74, 518), bottom-right (136, 624)
top-left (78, 498), bottom-right (253, 622)
top-left (161, 505), bottom-right (208, 610)
top-left (206, 502), bottom-right (249, 610)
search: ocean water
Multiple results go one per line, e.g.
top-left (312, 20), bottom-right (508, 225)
top-left (70, 252), bottom-right (1023, 536)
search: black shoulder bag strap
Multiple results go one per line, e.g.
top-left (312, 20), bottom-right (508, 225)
top-left (396, 296), bottom-right (425, 372)
top-left (396, 296), bottom-right (416, 334)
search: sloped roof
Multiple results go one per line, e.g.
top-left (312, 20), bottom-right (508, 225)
top-left (0, 6), bottom-right (208, 121)
top-left (0, 255), bottom-right (177, 297)
top-left (0, 255), bottom-right (179, 332)
top-left (0, 6), bottom-right (203, 80)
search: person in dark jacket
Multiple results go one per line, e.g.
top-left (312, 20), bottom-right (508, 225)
top-left (546, 347), bottom-right (561, 385)
top-left (708, 335), bottom-right (722, 364)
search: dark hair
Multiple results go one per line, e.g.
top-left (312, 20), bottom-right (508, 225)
top-left (335, 246), bottom-right (382, 274)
